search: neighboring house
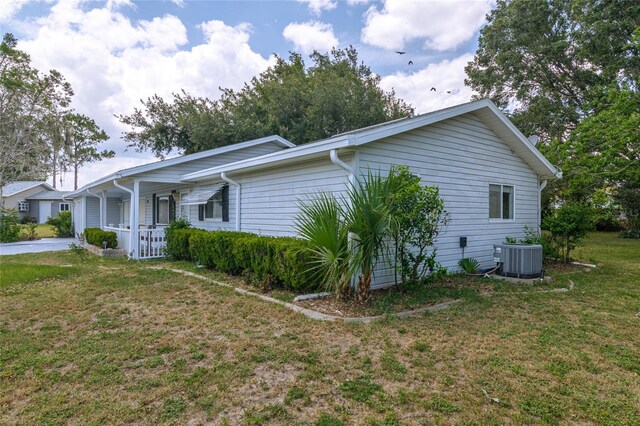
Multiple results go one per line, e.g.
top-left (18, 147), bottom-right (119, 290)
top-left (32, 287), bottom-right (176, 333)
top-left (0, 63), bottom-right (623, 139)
top-left (24, 190), bottom-right (72, 223)
top-left (0, 181), bottom-right (59, 223)
top-left (67, 100), bottom-right (560, 287)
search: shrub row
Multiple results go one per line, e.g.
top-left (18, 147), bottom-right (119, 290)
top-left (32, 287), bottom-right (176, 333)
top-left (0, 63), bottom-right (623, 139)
top-left (166, 228), bottom-right (316, 291)
top-left (84, 227), bottom-right (118, 249)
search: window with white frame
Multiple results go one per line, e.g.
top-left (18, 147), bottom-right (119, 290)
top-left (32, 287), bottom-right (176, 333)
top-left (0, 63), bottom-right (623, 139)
top-left (489, 184), bottom-right (514, 220)
top-left (59, 203), bottom-right (70, 212)
top-left (156, 196), bottom-right (170, 224)
top-left (204, 190), bottom-right (223, 220)
top-left (179, 191), bottom-right (190, 219)
top-left (17, 201), bottom-right (29, 212)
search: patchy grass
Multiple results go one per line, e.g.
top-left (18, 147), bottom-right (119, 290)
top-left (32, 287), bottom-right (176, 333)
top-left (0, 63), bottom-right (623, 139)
top-left (0, 233), bottom-right (638, 424)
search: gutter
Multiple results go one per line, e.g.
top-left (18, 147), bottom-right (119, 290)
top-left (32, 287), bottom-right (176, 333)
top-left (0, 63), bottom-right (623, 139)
top-left (113, 179), bottom-right (135, 257)
top-left (220, 172), bottom-right (241, 231)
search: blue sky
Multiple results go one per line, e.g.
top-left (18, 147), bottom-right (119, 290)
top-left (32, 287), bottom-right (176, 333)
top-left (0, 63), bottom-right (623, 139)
top-left (0, 0), bottom-right (495, 189)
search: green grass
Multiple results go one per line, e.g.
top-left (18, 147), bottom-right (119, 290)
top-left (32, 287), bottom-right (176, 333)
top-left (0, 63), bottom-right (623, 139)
top-left (33, 224), bottom-right (57, 238)
top-left (0, 233), bottom-right (638, 424)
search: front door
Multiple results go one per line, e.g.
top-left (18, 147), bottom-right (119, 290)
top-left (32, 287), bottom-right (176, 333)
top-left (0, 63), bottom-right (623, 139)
top-left (39, 201), bottom-right (51, 223)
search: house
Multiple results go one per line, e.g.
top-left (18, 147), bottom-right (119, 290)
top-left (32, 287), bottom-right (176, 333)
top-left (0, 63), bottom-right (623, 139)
top-left (67, 99), bottom-right (560, 287)
top-left (0, 181), bottom-right (70, 223)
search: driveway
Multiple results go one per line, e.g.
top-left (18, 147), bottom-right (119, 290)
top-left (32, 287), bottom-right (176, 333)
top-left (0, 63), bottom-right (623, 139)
top-left (0, 238), bottom-right (78, 256)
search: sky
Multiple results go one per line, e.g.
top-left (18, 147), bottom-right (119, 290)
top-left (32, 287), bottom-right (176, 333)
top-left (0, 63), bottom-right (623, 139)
top-left (0, 0), bottom-right (496, 190)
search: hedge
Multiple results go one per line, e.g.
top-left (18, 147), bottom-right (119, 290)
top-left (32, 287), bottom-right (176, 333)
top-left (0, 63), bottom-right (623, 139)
top-left (166, 228), bottom-right (316, 291)
top-left (84, 228), bottom-right (118, 249)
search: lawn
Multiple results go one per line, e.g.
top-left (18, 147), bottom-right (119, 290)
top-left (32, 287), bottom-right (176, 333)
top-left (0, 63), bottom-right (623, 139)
top-left (0, 233), bottom-right (638, 425)
top-left (32, 224), bottom-right (56, 238)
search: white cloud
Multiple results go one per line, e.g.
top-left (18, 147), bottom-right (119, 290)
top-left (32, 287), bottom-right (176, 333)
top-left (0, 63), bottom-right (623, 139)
top-left (0, 0), bottom-right (30, 23)
top-left (380, 53), bottom-right (475, 114)
top-left (283, 21), bottom-right (339, 54)
top-left (298, 0), bottom-right (337, 15)
top-left (346, 0), bottom-right (371, 5)
top-left (361, 0), bottom-right (493, 51)
top-left (17, 1), bottom-right (274, 190)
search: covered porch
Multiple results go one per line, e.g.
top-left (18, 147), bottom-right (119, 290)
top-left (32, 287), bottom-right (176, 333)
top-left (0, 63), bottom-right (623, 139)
top-left (74, 177), bottom-right (204, 260)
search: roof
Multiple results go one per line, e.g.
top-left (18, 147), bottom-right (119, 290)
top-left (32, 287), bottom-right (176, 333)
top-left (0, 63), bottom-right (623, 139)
top-left (25, 190), bottom-right (71, 200)
top-left (182, 99), bottom-right (561, 181)
top-left (67, 135), bottom-right (295, 197)
top-left (1, 181), bottom-right (54, 197)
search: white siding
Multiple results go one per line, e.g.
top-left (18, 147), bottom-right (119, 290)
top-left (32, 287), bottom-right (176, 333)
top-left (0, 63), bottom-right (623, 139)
top-left (73, 198), bottom-right (84, 234)
top-left (357, 112), bottom-right (540, 287)
top-left (238, 157), bottom-right (351, 236)
top-left (192, 185), bottom-right (237, 232)
top-left (85, 197), bottom-right (101, 228)
top-left (106, 198), bottom-right (120, 226)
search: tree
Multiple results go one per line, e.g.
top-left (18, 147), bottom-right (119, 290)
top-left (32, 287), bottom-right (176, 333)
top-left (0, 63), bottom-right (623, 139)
top-left (63, 113), bottom-right (113, 190)
top-left (119, 47), bottom-right (413, 158)
top-left (543, 202), bottom-right (594, 262)
top-left (465, 0), bottom-right (639, 143)
top-left (0, 33), bottom-right (72, 204)
top-left (387, 166), bottom-right (450, 284)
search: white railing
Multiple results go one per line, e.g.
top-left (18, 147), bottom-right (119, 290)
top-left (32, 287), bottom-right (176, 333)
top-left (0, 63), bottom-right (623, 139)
top-left (138, 228), bottom-right (167, 259)
top-left (104, 226), bottom-right (131, 254)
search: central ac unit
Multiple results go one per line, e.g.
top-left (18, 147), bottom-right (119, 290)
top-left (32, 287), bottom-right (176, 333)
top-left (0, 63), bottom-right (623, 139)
top-left (493, 244), bottom-right (543, 278)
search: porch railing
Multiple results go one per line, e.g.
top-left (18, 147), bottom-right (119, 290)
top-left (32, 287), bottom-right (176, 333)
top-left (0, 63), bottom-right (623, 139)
top-left (138, 228), bottom-right (167, 259)
top-left (104, 226), bottom-right (130, 254)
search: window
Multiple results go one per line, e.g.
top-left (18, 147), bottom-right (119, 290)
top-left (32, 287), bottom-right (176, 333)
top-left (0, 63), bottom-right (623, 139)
top-left (17, 201), bottom-right (29, 212)
top-left (59, 203), bottom-right (70, 212)
top-left (489, 184), bottom-right (514, 220)
top-left (204, 190), bottom-right (223, 220)
top-left (156, 196), bottom-right (170, 224)
top-left (198, 185), bottom-right (229, 222)
top-left (178, 191), bottom-right (190, 219)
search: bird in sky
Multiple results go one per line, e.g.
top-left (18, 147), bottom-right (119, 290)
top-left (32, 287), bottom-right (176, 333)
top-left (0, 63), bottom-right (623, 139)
top-left (430, 87), bottom-right (436, 92)
top-left (408, 60), bottom-right (413, 65)
top-left (447, 90), bottom-right (451, 94)
top-left (395, 51), bottom-right (406, 55)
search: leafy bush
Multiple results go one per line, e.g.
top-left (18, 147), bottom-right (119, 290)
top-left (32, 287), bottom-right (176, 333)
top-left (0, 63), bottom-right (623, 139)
top-left (20, 214), bottom-right (37, 224)
top-left (164, 218), bottom-right (192, 258)
top-left (21, 222), bottom-right (38, 241)
top-left (458, 258), bottom-right (480, 274)
top-left (84, 227), bottom-right (118, 249)
top-left (620, 230), bottom-right (640, 239)
top-left (166, 228), bottom-right (315, 291)
top-left (0, 208), bottom-right (21, 242)
top-left (543, 203), bottom-right (594, 262)
top-left (46, 211), bottom-right (74, 237)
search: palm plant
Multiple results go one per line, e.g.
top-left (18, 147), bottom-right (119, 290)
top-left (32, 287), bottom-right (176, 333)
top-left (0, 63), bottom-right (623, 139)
top-left (294, 192), bottom-right (355, 299)
top-left (344, 171), bottom-right (392, 302)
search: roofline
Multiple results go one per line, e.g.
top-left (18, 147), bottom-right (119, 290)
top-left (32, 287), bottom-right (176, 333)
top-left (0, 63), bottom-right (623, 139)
top-left (3, 181), bottom-right (54, 197)
top-left (67, 135), bottom-right (294, 197)
top-left (182, 99), bottom-right (559, 181)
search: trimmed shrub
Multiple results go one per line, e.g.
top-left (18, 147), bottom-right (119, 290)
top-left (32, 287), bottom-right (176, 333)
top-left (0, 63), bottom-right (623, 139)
top-left (46, 211), bottom-right (74, 238)
top-left (84, 227), bottom-right (118, 249)
top-left (0, 208), bottom-right (21, 242)
top-left (165, 228), bottom-right (316, 291)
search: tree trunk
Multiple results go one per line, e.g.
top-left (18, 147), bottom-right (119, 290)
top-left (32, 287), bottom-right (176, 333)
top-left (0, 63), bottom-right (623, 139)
top-left (356, 274), bottom-right (371, 303)
top-left (74, 161), bottom-right (78, 190)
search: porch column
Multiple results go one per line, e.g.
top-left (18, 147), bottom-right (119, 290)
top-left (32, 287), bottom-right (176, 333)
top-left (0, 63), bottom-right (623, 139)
top-left (101, 191), bottom-right (107, 228)
top-left (132, 179), bottom-right (140, 258)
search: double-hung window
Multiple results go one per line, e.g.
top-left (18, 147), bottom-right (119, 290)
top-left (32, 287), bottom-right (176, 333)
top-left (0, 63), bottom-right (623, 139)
top-left (59, 203), bottom-right (70, 212)
top-left (204, 190), bottom-right (223, 220)
top-left (489, 184), bottom-right (514, 220)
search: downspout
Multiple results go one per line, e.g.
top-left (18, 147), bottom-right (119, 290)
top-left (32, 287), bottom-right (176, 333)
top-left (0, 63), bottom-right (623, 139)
top-left (221, 172), bottom-right (241, 231)
top-left (539, 179), bottom-right (548, 234)
top-left (330, 149), bottom-right (355, 186)
top-left (330, 149), bottom-right (357, 289)
top-left (85, 188), bottom-right (103, 229)
top-left (113, 179), bottom-right (135, 257)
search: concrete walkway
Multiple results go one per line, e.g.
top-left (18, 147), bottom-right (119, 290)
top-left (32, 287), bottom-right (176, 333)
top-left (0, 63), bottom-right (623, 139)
top-left (0, 238), bottom-right (78, 256)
